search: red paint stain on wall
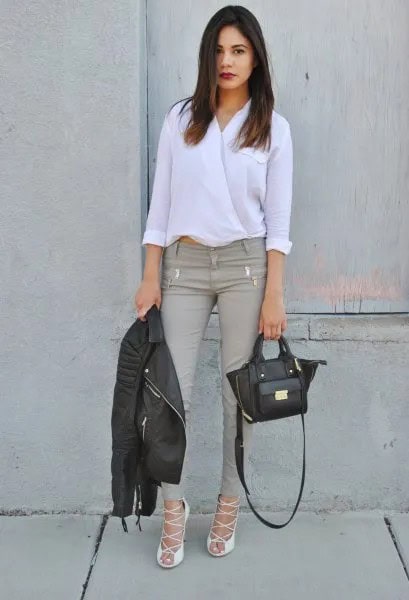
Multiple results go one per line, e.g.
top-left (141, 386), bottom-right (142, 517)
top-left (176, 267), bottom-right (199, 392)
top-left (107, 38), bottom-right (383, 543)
top-left (293, 268), bottom-right (402, 304)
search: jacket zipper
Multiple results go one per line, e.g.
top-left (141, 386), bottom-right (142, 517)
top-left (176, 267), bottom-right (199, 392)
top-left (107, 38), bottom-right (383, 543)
top-left (142, 415), bottom-right (147, 441)
top-left (144, 380), bottom-right (160, 398)
top-left (144, 373), bottom-right (186, 431)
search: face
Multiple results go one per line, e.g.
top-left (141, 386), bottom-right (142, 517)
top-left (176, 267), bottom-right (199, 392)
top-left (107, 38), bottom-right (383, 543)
top-left (216, 25), bottom-right (258, 90)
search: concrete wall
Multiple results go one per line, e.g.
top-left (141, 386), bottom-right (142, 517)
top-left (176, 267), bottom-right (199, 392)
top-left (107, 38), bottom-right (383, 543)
top-left (1, 0), bottom-right (146, 512)
top-left (1, 1), bottom-right (408, 515)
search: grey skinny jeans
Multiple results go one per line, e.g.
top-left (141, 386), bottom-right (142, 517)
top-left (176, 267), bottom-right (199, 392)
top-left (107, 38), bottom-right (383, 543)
top-left (159, 236), bottom-right (267, 500)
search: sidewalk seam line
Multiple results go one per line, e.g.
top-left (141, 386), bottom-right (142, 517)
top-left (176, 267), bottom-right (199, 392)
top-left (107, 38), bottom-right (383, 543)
top-left (384, 516), bottom-right (409, 583)
top-left (79, 513), bottom-right (109, 600)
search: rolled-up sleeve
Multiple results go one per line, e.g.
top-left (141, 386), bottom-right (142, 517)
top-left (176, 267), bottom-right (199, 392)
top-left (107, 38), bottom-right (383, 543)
top-left (142, 115), bottom-right (172, 247)
top-left (264, 120), bottom-right (293, 255)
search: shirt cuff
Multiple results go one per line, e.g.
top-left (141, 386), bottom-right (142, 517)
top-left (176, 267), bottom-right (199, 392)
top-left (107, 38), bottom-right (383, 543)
top-left (265, 238), bottom-right (293, 255)
top-left (142, 230), bottom-right (167, 247)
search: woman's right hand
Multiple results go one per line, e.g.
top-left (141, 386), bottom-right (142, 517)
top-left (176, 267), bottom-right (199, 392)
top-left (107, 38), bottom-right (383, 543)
top-left (134, 278), bottom-right (162, 321)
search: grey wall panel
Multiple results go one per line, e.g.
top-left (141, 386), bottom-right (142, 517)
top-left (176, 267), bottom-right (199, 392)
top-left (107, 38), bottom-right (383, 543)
top-left (0, 0), bottom-right (145, 511)
top-left (147, 0), bottom-right (409, 312)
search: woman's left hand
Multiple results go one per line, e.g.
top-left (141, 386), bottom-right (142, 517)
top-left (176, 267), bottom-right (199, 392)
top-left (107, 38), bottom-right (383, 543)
top-left (258, 292), bottom-right (287, 340)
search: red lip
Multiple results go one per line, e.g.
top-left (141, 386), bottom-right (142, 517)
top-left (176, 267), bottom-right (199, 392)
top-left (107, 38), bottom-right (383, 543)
top-left (220, 73), bottom-right (236, 79)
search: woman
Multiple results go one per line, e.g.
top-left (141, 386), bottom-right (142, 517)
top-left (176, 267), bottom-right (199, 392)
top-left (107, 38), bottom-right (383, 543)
top-left (135, 5), bottom-right (293, 568)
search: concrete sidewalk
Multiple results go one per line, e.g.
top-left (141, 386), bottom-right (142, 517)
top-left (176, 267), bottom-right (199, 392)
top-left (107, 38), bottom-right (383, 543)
top-left (1, 510), bottom-right (408, 600)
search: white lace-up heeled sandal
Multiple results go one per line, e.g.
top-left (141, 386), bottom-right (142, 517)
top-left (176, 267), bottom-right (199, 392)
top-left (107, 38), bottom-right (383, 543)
top-left (157, 498), bottom-right (190, 568)
top-left (207, 494), bottom-right (240, 557)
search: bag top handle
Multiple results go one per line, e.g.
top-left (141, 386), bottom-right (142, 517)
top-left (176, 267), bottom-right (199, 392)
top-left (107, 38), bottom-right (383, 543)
top-left (253, 333), bottom-right (294, 363)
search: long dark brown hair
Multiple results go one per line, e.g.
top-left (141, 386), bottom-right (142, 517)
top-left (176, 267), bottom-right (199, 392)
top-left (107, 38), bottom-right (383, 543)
top-left (169, 5), bottom-right (275, 152)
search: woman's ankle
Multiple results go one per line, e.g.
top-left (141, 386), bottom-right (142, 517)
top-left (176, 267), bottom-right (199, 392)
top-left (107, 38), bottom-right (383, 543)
top-left (163, 498), bottom-right (184, 508)
top-left (219, 493), bottom-right (239, 500)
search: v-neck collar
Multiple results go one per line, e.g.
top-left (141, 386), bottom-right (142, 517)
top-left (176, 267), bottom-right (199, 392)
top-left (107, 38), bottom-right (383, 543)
top-left (214, 97), bottom-right (252, 135)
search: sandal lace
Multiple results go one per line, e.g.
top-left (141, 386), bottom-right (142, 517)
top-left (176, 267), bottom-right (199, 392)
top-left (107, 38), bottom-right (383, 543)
top-left (209, 495), bottom-right (240, 543)
top-left (160, 501), bottom-right (186, 556)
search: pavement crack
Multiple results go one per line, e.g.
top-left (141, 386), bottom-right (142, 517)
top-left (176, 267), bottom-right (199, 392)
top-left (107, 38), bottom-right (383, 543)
top-left (79, 513), bottom-right (109, 599)
top-left (384, 516), bottom-right (409, 582)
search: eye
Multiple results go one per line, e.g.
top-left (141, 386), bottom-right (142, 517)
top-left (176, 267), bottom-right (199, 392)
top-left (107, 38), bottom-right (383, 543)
top-left (216, 48), bottom-right (245, 54)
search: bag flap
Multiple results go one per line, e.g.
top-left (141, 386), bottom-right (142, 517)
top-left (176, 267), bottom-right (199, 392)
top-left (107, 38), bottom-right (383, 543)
top-left (257, 376), bottom-right (301, 396)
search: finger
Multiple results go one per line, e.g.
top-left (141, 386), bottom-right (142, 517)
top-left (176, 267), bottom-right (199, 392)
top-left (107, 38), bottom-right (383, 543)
top-left (264, 326), bottom-right (273, 340)
top-left (271, 324), bottom-right (281, 340)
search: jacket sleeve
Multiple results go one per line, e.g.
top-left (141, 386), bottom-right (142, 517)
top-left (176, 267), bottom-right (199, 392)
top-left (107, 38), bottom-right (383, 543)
top-left (142, 113), bottom-right (173, 247)
top-left (111, 337), bottom-right (140, 519)
top-left (264, 119), bottom-right (293, 255)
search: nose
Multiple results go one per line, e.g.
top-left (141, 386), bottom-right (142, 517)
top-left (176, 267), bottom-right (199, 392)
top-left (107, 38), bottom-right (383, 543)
top-left (219, 52), bottom-right (233, 68)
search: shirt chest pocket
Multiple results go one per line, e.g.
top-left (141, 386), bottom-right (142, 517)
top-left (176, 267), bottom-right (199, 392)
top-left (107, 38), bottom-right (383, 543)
top-left (235, 146), bottom-right (269, 198)
top-left (237, 146), bottom-right (269, 164)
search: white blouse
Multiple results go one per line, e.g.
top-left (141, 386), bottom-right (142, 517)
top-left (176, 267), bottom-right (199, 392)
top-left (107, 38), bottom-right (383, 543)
top-left (142, 97), bottom-right (293, 254)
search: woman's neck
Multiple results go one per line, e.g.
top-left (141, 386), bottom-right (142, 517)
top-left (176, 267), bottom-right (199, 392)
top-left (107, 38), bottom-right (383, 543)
top-left (216, 88), bottom-right (250, 113)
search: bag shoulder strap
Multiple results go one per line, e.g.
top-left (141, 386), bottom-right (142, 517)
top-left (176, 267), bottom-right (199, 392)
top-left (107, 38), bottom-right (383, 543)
top-left (234, 361), bottom-right (306, 529)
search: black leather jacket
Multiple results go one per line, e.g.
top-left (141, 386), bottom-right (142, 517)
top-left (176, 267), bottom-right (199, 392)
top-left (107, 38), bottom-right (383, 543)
top-left (111, 304), bottom-right (186, 531)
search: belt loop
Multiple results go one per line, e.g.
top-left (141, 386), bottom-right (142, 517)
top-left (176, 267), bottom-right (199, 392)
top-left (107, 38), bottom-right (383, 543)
top-left (175, 240), bottom-right (180, 256)
top-left (241, 239), bottom-right (249, 255)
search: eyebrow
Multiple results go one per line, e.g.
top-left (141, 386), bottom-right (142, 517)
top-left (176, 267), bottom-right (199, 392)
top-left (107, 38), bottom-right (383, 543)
top-left (216, 44), bottom-right (248, 48)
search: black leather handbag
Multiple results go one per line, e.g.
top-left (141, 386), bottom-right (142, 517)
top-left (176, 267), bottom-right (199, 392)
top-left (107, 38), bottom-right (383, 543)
top-left (226, 333), bottom-right (327, 529)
